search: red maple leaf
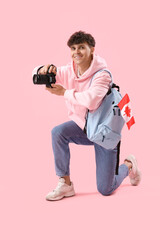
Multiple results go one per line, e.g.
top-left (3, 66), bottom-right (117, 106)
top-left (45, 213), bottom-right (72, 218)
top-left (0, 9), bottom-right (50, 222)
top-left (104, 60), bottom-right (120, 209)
top-left (124, 106), bottom-right (131, 117)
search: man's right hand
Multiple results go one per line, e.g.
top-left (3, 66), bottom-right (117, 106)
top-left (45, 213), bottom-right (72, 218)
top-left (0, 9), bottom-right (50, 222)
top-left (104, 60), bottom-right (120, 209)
top-left (38, 64), bottom-right (57, 75)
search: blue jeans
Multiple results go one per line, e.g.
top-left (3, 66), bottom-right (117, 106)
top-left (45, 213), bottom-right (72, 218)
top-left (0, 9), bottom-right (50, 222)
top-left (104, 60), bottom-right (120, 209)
top-left (51, 121), bottom-right (129, 196)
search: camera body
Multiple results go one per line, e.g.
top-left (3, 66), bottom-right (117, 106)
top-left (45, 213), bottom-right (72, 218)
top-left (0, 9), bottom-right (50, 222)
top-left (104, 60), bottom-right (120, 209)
top-left (33, 65), bottom-right (56, 88)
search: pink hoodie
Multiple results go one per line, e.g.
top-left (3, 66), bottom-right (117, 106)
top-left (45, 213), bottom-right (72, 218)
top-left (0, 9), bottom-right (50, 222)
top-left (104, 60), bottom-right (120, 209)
top-left (32, 54), bottom-right (112, 130)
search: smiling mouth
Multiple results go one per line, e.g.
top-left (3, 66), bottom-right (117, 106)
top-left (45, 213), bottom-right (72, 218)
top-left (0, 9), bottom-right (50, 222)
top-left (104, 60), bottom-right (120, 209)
top-left (74, 55), bottom-right (83, 59)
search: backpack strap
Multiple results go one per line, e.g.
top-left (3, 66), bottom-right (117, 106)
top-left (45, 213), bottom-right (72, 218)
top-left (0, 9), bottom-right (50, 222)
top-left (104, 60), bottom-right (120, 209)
top-left (89, 69), bottom-right (113, 87)
top-left (107, 83), bottom-right (120, 95)
top-left (84, 69), bottom-right (113, 124)
top-left (85, 69), bottom-right (121, 175)
top-left (89, 69), bottom-right (120, 93)
top-left (116, 141), bottom-right (121, 175)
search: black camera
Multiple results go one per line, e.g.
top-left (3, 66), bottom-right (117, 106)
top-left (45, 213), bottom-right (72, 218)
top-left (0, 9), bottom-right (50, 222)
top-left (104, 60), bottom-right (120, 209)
top-left (33, 65), bottom-right (56, 88)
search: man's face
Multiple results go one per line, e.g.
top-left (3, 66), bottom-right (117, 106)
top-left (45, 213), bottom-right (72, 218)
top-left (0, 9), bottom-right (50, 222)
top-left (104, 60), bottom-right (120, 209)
top-left (70, 42), bottom-right (94, 67)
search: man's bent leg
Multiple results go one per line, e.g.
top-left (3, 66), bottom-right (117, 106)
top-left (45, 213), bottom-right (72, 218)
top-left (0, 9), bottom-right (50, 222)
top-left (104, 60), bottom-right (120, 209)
top-left (51, 121), bottom-right (93, 177)
top-left (46, 121), bottom-right (93, 200)
top-left (94, 143), bottom-right (129, 196)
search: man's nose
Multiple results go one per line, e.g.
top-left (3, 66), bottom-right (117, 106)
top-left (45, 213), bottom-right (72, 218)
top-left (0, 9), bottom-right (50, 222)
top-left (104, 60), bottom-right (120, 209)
top-left (75, 48), bottom-right (80, 54)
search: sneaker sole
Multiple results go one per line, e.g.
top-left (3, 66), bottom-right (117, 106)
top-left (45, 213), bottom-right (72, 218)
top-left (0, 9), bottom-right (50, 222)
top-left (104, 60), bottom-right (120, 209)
top-left (130, 170), bottom-right (142, 186)
top-left (46, 191), bottom-right (75, 201)
top-left (127, 154), bottom-right (142, 186)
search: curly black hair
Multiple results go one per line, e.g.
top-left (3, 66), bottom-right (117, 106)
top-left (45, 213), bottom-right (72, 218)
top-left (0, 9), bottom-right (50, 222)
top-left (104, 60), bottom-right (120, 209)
top-left (67, 31), bottom-right (96, 47)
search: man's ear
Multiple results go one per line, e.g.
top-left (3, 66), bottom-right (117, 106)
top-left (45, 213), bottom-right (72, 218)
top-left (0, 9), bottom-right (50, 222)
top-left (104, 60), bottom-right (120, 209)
top-left (91, 47), bottom-right (95, 54)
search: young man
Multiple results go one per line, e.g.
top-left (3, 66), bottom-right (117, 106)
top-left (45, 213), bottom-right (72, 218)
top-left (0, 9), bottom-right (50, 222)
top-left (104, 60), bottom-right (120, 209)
top-left (32, 31), bottom-right (141, 201)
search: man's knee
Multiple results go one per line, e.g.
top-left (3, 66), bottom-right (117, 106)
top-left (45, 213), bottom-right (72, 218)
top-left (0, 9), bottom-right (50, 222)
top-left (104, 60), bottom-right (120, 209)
top-left (51, 124), bottom-right (69, 142)
top-left (97, 184), bottom-right (113, 196)
top-left (51, 126), bottom-right (60, 138)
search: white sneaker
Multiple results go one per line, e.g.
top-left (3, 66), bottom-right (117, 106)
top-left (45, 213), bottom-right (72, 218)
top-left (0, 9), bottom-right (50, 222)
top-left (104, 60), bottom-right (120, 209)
top-left (46, 178), bottom-right (75, 201)
top-left (126, 154), bottom-right (142, 186)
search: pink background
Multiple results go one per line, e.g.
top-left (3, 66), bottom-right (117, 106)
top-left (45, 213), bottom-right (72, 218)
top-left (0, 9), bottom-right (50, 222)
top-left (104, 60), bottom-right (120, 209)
top-left (1, 0), bottom-right (160, 239)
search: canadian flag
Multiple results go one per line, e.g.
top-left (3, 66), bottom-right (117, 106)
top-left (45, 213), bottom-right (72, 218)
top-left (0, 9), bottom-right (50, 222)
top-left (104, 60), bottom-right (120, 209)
top-left (118, 94), bottom-right (135, 130)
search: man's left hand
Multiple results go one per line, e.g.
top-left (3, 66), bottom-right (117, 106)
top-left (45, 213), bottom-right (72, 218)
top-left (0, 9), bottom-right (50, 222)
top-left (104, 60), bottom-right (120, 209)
top-left (46, 84), bottom-right (66, 96)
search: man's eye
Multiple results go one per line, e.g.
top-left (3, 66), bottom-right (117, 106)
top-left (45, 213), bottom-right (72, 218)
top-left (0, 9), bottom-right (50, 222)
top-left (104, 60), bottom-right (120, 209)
top-left (80, 46), bottom-right (84, 49)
